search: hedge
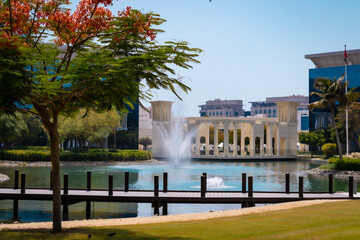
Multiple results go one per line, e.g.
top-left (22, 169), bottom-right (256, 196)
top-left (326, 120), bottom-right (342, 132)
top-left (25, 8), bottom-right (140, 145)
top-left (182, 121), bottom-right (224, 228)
top-left (334, 158), bottom-right (360, 171)
top-left (0, 149), bottom-right (152, 162)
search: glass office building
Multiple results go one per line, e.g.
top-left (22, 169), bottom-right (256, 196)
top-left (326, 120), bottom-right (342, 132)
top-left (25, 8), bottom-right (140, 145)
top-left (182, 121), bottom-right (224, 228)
top-left (306, 49), bottom-right (360, 150)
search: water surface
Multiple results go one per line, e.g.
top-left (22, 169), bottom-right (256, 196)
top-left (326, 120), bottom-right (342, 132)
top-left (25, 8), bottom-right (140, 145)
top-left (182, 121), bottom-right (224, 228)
top-left (0, 160), bottom-right (355, 223)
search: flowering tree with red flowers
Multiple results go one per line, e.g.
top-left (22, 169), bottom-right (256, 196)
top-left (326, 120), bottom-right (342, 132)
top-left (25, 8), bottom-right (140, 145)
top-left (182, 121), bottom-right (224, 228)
top-left (0, 0), bottom-right (201, 232)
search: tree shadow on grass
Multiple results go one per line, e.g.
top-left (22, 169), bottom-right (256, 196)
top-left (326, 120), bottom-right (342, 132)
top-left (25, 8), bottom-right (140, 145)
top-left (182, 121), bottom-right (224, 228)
top-left (0, 227), bottom-right (194, 240)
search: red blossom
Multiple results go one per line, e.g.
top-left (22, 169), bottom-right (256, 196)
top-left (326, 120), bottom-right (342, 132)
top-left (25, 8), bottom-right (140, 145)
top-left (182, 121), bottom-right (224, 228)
top-left (0, 0), bottom-right (157, 45)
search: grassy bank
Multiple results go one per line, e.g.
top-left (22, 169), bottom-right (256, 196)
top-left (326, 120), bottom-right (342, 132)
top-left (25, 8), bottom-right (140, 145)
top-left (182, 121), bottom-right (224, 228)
top-left (1, 200), bottom-right (360, 239)
top-left (0, 149), bottom-right (152, 162)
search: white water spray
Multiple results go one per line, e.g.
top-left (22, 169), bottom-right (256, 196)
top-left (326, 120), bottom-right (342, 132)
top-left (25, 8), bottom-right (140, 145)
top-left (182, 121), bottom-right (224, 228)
top-left (155, 118), bottom-right (197, 166)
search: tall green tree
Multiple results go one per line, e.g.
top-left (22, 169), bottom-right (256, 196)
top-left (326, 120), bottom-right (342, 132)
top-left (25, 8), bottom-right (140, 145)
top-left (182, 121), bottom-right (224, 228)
top-left (20, 114), bottom-right (48, 146)
top-left (309, 76), bottom-right (358, 160)
top-left (298, 130), bottom-right (325, 157)
top-left (58, 109), bottom-right (122, 148)
top-left (0, 114), bottom-right (28, 149)
top-left (0, 0), bottom-right (201, 232)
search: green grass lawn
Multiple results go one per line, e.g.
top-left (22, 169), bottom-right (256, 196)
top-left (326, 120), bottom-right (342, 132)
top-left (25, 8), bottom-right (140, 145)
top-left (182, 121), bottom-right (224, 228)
top-left (1, 200), bottom-right (360, 239)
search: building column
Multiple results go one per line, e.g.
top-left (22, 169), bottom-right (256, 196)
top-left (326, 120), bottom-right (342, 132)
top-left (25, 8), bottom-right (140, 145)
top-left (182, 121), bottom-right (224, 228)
top-left (224, 121), bottom-right (229, 157)
top-left (260, 124), bottom-right (264, 156)
top-left (285, 135), bottom-right (289, 156)
top-left (205, 125), bottom-right (210, 156)
top-left (276, 125), bottom-right (280, 156)
top-left (267, 124), bottom-right (273, 156)
top-left (233, 122), bottom-right (238, 157)
top-left (195, 127), bottom-right (200, 156)
top-left (250, 124), bottom-right (255, 156)
top-left (214, 123), bottom-right (219, 156)
top-left (240, 124), bottom-right (245, 156)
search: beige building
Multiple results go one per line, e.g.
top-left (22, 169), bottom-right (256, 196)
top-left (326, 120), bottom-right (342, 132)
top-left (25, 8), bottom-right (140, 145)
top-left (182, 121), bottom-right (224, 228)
top-left (151, 101), bottom-right (299, 158)
top-left (139, 106), bottom-right (152, 140)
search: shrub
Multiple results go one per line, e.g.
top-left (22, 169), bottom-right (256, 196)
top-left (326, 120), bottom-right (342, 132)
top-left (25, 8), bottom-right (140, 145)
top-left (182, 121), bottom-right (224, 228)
top-left (321, 143), bottom-right (337, 158)
top-left (0, 149), bottom-right (152, 162)
top-left (0, 150), bottom-right (50, 161)
top-left (328, 157), bottom-right (338, 164)
top-left (334, 157), bottom-right (360, 171)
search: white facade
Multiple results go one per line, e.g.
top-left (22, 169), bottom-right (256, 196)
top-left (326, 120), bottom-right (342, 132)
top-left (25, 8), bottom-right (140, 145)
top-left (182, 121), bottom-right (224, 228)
top-left (251, 95), bottom-right (309, 131)
top-left (139, 106), bottom-right (152, 139)
top-left (152, 101), bottom-right (299, 158)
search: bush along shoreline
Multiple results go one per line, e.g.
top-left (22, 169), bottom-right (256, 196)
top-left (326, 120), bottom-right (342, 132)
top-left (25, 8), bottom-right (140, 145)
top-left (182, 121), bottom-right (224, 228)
top-left (0, 149), bottom-right (152, 162)
top-left (308, 152), bottom-right (360, 177)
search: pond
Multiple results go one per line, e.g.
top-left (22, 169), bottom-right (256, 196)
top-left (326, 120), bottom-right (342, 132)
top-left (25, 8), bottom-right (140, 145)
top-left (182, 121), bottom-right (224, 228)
top-left (0, 160), bottom-right (355, 223)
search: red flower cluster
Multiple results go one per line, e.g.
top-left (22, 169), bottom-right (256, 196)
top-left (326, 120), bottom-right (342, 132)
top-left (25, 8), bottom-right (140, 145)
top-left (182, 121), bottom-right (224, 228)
top-left (118, 6), bottom-right (157, 41)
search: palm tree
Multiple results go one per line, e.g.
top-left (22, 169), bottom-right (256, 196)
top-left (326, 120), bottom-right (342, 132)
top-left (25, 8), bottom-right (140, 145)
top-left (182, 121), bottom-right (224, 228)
top-left (309, 76), bottom-right (359, 160)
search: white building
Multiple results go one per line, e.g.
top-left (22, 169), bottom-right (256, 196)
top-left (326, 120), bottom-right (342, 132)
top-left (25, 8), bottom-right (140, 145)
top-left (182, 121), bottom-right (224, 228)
top-left (139, 106), bottom-right (152, 139)
top-left (152, 101), bottom-right (299, 158)
top-left (250, 95), bottom-right (309, 132)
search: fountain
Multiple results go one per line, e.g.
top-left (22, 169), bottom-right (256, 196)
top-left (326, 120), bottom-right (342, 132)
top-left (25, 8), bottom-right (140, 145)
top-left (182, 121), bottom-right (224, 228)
top-left (154, 118), bottom-right (197, 166)
top-left (150, 101), bottom-right (198, 166)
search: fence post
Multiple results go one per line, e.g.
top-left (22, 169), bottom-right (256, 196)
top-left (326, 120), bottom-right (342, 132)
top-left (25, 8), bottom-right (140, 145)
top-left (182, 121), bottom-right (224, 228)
top-left (154, 176), bottom-right (159, 215)
top-left (163, 172), bottom-right (168, 193)
top-left (108, 175), bottom-right (113, 196)
top-left (349, 176), bottom-right (354, 198)
top-left (154, 176), bottom-right (159, 197)
top-left (14, 170), bottom-right (19, 190)
top-left (285, 173), bottom-right (290, 194)
top-left (201, 176), bottom-right (206, 197)
top-left (242, 173), bottom-right (247, 193)
top-left (299, 176), bottom-right (303, 198)
top-left (125, 172), bottom-right (129, 192)
top-left (248, 176), bottom-right (253, 198)
top-left (162, 203), bottom-right (168, 215)
top-left (87, 171), bottom-right (91, 191)
top-left (203, 172), bottom-right (207, 192)
top-left (328, 174), bottom-right (333, 194)
top-left (20, 174), bottom-right (25, 194)
top-left (63, 174), bottom-right (68, 195)
top-left (13, 170), bottom-right (19, 220)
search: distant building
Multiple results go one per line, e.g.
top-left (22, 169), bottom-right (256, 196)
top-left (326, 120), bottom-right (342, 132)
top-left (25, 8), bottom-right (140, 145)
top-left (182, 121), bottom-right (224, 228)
top-left (305, 48), bottom-right (360, 152)
top-left (139, 106), bottom-right (152, 139)
top-left (249, 101), bottom-right (277, 118)
top-left (250, 95), bottom-right (309, 131)
top-left (305, 49), bottom-right (360, 131)
top-left (198, 99), bottom-right (245, 117)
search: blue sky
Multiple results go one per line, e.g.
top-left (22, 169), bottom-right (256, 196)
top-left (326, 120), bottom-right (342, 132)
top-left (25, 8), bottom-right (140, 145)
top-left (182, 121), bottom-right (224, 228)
top-left (103, 0), bottom-right (360, 116)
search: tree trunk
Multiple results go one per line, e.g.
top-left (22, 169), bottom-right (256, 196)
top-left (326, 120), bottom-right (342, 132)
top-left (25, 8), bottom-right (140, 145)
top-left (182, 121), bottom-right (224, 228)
top-left (330, 110), bottom-right (343, 160)
top-left (49, 126), bottom-right (62, 233)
